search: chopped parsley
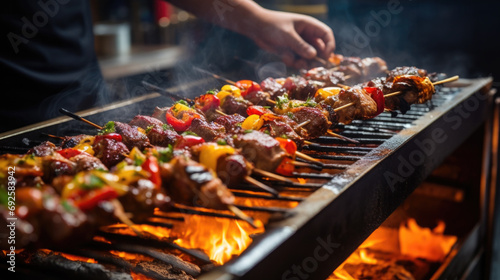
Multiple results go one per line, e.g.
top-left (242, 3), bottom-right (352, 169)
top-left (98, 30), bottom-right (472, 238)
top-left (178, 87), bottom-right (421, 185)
top-left (287, 112), bottom-right (295, 119)
top-left (158, 145), bottom-right (174, 163)
top-left (276, 93), bottom-right (290, 109)
top-left (263, 130), bottom-right (270, 135)
top-left (162, 123), bottom-right (171, 131)
top-left (304, 97), bottom-right (317, 107)
top-left (176, 100), bottom-right (190, 106)
top-left (61, 200), bottom-right (78, 213)
top-left (206, 89), bottom-right (217, 95)
top-left (263, 106), bottom-right (271, 109)
top-left (280, 134), bottom-right (289, 139)
top-left (244, 129), bottom-right (254, 134)
top-left (98, 121), bottom-right (116, 135)
top-left (145, 125), bottom-right (155, 134)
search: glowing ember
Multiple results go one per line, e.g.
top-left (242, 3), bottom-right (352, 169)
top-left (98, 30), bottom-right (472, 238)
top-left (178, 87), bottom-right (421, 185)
top-left (399, 218), bottom-right (457, 262)
top-left (173, 215), bottom-right (264, 265)
top-left (38, 249), bottom-right (97, 263)
top-left (110, 250), bottom-right (154, 262)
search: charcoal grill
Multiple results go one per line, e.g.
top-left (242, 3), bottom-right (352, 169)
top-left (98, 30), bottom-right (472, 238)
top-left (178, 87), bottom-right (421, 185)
top-left (0, 76), bottom-right (495, 280)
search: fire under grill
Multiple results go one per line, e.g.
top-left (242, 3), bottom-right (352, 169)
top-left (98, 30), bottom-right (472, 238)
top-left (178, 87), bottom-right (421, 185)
top-left (0, 77), bottom-right (494, 280)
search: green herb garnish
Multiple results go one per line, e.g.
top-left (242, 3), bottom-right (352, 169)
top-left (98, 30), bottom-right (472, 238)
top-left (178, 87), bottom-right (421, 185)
top-left (80, 174), bottom-right (105, 190)
top-left (158, 145), bottom-right (174, 164)
top-left (276, 93), bottom-right (290, 110)
top-left (98, 121), bottom-right (116, 135)
top-left (145, 125), bottom-right (155, 134)
top-left (304, 97), bottom-right (317, 107)
top-left (217, 139), bottom-right (227, 145)
top-left (182, 131), bottom-right (199, 136)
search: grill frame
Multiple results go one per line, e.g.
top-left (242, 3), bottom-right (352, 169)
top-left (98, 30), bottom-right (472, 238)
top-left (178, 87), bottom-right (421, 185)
top-left (0, 77), bottom-right (493, 279)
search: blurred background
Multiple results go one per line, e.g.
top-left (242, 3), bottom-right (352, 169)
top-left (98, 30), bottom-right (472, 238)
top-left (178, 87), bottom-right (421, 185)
top-left (89, 0), bottom-right (500, 101)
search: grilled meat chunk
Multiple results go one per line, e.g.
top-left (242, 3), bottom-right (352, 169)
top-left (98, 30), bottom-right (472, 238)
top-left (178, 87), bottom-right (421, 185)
top-left (260, 77), bottom-right (288, 99)
top-left (93, 138), bottom-right (129, 168)
top-left (233, 131), bottom-right (286, 172)
top-left (114, 121), bottom-right (151, 150)
top-left (220, 95), bottom-right (252, 117)
top-left (216, 154), bottom-right (252, 187)
top-left (152, 106), bottom-right (169, 123)
top-left (40, 153), bottom-right (76, 182)
top-left (161, 156), bottom-right (235, 209)
top-left (334, 87), bottom-right (378, 124)
top-left (361, 57), bottom-right (388, 79)
top-left (187, 118), bottom-right (226, 141)
top-left (386, 67), bottom-right (427, 82)
top-left (384, 75), bottom-right (435, 113)
top-left (302, 67), bottom-right (346, 87)
top-left (290, 107), bottom-right (331, 139)
top-left (130, 115), bottom-right (180, 147)
top-left (245, 90), bottom-right (271, 106)
top-left (214, 114), bottom-right (245, 134)
top-left (28, 141), bottom-right (58, 157)
top-left (284, 76), bottom-right (324, 101)
top-left (60, 135), bottom-right (92, 149)
top-left (129, 115), bottom-right (165, 129)
top-left (118, 179), bottom-right (172, 221)
top-left (71, 153), bottom-right (108, 173)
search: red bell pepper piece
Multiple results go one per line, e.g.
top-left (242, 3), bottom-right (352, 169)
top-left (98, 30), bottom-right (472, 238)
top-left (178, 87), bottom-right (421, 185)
top-left (195, 94), bottom-right (220, 112)
top-left (246, 105), bottom-right (272, 116)
top-left (142, 156), bottom-right (161, 188)
top-left (57, 148), bottom-right (84, 159)
top-left (364, 87), bottom-right (385, 117)
top-left (73, 186), bottom-right (119, 212)
top-left (165, 109), bottom-right (200, 132)
top-left (95, 133), bottom-right (122, 143)
top-left (175, 135), bottom-right (205, 149)
top-left (275, 157), bottom-right (294, 176)
top-left (276, 137), bottom-right (297, 156)
top-left (236, 80), bottom-right (261, 97)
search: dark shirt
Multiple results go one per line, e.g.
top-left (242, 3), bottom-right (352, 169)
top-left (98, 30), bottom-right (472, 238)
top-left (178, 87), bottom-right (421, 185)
top-left (0, 0), bottom-right (108, 133)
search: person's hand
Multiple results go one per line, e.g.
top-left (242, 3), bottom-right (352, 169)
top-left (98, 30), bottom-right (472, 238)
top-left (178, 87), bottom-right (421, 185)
top-left (247, 10), bottom-right (335, 69)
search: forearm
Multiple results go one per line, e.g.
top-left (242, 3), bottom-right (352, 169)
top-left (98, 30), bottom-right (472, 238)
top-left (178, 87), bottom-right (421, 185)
top-left (167, 0), bottom-right (266, 38)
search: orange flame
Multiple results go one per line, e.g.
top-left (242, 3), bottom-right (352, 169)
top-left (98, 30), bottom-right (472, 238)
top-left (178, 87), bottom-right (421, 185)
top-left (399, 218), bottom-right (457, 262)
top-left (172, 215), bottom-right (264, 265)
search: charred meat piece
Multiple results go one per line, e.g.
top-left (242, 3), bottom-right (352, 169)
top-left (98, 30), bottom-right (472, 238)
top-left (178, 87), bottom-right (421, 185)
top-left (60, 135), bottom-right (90, 149)
top-left (284, 76), bottom-right (324, 101)
top-left (290, 107), bottom-right (331, 139)
top-left (302, 67), bottom-right (347, 87)
top-left (245, 90), bottom-right (271, 106)
top-left (386, 67), bottom-right (427, 83)
top-left (233, 131), bottom-right (286, 172)
top-left (114, 121), bottom-right (151, 150)
top-left (161, 156), bottom-right (235, 209)
top-left (0, 186), bottom-right (92, 250)
top-left (216, 154), bottom-right (252, 187)
top-left (93, 138), bottom-right (130, 168)
top-left (220, 95), bottom-right (252, 117)
top-left (28, 141), bottom-right (59, 157)
top-left (187, 118), bottom-right (226, 142)
top-left (384, 75), bottom-right (435, 113)
top-left (40, 153), bottom-right (76, 182)
top-left (334, 87), bottom-right (378, 124)
top-left (361, 57), bottom-right (388, 80)
top-left (118, 179), bottom-right (172, 221)
top-left (214, 114), bottom-right (245, 134)
top-left (71, 153), bottom-right (108, 173)
top-left (260, 77), bottom-right (288, 99)
top-left (152, 106), bottom-right (169, 123)
top-left (129, 115), bottom-right (165, 129)
top-left (130, 115), bottom-right (180, 147)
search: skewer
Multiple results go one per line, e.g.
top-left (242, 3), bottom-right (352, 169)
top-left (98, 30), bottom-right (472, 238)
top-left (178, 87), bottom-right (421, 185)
top-left (244, 176), bottom-right (279, 196)
top-left (303, 140), bottom-right (314, 145)
top-left (267, 99), bottom-right (276, 105)
top-left (313, 56), bottom-right (332, 67)
top-left (295, 151), bottom-right (323, 165)
top-left (334, 102), bottom-right (355, 112)
top-left (110, 199), bottom-right (143, 237)
top-left (296, 120), bottom-right (311, 129)
top-left (215, 109), bottom-right (228, 116)
top-left (41, 133), bottom-right (65, 140)
top-left (193, 67), bottom-right (237, 85)
top-left (59, 108), bottom-right (103, 130)
top-left (253, 168), bottom-right (292, 182)
top-left (384, 91), bottom-right (402, 98)
top-left (326, 131), bottom-right (360, 144)
top-left (226, 205), bottom-right (258, 228)
top-left (433, 75), bottom-right (459, 86)
top-left (290, 160), bottom-right (314, 168)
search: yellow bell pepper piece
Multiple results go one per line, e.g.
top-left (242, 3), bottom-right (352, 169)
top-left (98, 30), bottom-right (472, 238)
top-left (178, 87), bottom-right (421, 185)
top-left (241, 114), bottom-right (264, 130)
top-left (74, 136), bottom-right (95, 156)
top-left (221, 85), bottom-right (241, 97)
top-left (216, 90), bottom-right (232, 105)
top-left (171, 103), bottom-right (194, 117)
top-left (199, 144), bottom-right (236, 171)
top-left (315, 87), bottom-right (342, 101)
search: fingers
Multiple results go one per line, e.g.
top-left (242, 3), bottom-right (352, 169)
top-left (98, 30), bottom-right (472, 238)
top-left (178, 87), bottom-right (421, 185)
top-left (287, 30), bottom-right (317, 60)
